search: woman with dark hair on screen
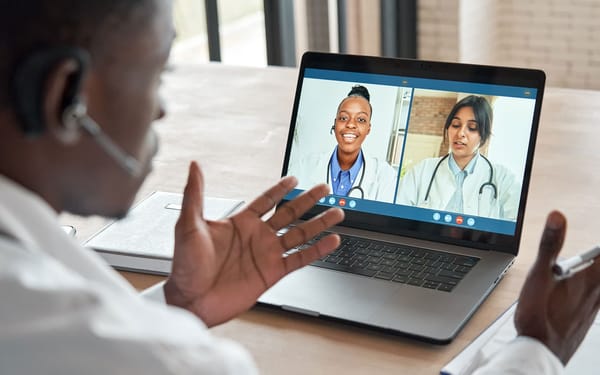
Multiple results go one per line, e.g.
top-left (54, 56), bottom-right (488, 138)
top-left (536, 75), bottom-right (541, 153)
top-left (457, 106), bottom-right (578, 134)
top-left (396, 95), bottom-right (520, 220)
top-left (291, 84), bottom-right (397, 202)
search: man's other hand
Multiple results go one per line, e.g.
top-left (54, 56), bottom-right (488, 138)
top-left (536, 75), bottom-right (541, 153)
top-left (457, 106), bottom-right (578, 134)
top-left (515, 211), bottom-right (600, 364)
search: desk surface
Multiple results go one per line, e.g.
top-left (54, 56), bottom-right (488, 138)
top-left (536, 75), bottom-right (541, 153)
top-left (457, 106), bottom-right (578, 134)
top-left (60, 63), bottom-right (600, 374)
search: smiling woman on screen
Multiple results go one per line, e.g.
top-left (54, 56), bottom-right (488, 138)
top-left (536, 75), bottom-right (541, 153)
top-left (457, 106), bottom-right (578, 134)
top-left (291, 85), bottom-right (397, 203)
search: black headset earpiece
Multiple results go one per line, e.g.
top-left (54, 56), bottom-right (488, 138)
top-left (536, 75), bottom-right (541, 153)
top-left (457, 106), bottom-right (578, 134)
top-left (11, 47), bottom-right (142, 177)
top-left (330, 125), bottom-right (335, 135)
top-left (12, 47), bottom-right (90, 137)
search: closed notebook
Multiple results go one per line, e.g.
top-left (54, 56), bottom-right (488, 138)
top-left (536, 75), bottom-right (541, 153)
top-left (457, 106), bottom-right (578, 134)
top-left (85, 191), bottom-right (244, 275)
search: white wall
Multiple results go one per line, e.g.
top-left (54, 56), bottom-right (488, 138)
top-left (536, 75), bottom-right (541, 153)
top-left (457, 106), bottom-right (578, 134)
top-left (487, 97), bottom-right (536, 183)
top-left (459, 0), bottom-right (498, 64)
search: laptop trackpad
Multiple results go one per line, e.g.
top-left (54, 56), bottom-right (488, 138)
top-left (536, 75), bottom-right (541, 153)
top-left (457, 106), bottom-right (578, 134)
top-left (258, 265), bottom-right (399, 322)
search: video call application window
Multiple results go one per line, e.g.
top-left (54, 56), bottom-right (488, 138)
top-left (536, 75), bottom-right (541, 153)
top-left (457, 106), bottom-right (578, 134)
top-left (285, 68), bottom-right (538, 236)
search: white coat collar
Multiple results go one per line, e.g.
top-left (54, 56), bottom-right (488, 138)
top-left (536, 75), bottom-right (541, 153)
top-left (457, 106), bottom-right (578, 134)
top-left (0, 174), bottom-right (59, 249)
top-left (0, 174), bottom-right (137, 294)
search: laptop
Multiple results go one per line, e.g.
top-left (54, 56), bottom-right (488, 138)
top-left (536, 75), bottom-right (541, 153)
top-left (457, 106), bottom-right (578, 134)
top-left (257, 52), bottom-right (545, 344)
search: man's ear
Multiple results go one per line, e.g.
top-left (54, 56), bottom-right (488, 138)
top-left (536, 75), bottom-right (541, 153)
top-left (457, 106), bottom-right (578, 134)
top-left (43, 59), bottom-right (85, 144)
top-left (11, 47), bottom-right (89, 140)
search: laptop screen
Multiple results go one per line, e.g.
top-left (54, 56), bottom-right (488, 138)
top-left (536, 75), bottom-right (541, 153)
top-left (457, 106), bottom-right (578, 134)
top-left (282, 53), bottom-right (545, 253)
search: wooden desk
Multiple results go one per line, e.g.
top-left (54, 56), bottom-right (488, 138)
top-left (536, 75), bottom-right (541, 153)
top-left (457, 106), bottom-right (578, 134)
top-left (60, 63), bottom-right (600, 374)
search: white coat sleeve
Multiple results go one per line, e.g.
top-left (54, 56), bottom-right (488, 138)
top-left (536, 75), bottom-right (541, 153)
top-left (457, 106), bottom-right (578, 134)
top-left (396, 163), bottom-right (420, 206)
top-left (375, 160), bottom-right (399, 203)
top-left (495, 165), bottom-right (521, 221)
top-left (0, 242), bottom-right (258, 375)
top-left (142, 280), bottom-right (167, 303)
top-left (470, 337), bottom-right (563, 375)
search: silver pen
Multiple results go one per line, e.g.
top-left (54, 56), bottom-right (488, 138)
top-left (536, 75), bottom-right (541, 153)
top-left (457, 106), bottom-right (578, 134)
top-left (553, 245), bottom-right (600, 279)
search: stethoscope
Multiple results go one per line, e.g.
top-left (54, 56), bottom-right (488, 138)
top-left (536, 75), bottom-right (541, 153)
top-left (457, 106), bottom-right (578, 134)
top-left (424, 153), bottom-right (497, 202)
top-left (326, 152), bottom-right (366, 199)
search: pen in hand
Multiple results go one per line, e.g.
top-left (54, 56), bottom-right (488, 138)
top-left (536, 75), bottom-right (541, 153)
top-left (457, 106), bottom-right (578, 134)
top-left (553, 246), bottom-right (600, 280)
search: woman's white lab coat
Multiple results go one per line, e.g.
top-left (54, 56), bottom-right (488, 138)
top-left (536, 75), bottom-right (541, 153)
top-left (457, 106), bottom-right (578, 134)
top-left (396, 155), bottom-right (520, 220)
top-left (289, 151), bottom-right (398, 203)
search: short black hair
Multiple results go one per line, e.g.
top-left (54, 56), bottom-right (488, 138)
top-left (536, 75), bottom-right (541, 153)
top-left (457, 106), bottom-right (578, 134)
top-left (444, 95), bottom-right (493, 147)
top-left (0, 0), bottom-right (153, 108)
top-left (347, 84), bottom-right (370, 101)
top-left (338, 84), bottom-right (372, 118)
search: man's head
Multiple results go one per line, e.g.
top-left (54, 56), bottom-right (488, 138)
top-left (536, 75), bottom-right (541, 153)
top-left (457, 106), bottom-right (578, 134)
top-left (0, 0), bottom-right (174, 217)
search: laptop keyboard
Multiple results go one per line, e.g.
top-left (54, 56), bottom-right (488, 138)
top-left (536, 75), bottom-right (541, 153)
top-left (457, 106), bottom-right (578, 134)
top-left (290, 232), bottom-right (479, 293)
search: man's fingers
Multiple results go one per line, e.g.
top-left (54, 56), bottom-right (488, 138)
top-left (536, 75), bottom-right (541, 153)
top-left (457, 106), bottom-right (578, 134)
top-left (176, 161), bottom-right (205, 235)
top-left (245, 176), bottom-right (298, 218)
top-left (267, 184), bottom-right (331, 230)
top-left (535, 210), bottom-right (567, 270)
top-left (283, 234), bottom-right (341, 274)
top-left (278, 208), bottom-right (344, 251)
top-left (516, 211), bottom-right (568, 338)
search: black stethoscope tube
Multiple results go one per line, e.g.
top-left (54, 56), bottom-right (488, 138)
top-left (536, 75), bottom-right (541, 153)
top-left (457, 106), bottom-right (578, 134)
top-left (424, 153), bottom-right (498, 202)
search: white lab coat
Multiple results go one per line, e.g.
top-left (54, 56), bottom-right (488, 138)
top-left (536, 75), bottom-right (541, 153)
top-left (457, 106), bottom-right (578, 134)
top-left (289, 151), bottom-right (398, 203)
top-left (0, 175), bottom-right (256, 375)
top-left (396, 155), bottom-right (520, 220)
top-left (0, 174), bottom-right (562, 375)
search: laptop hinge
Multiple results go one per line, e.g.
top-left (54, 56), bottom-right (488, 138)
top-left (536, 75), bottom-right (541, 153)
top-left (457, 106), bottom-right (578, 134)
top-left (282, 305), bottom-right (320, 317)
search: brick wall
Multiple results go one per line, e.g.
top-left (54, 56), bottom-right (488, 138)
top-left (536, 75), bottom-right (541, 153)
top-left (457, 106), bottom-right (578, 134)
top-left (418, 0), bottom-right (600, 89)
top-left (408, 95), bottom-right (457, 136)
top-left (418, 0), bottom-right (460, 62)
top-left (496, 0), bottom-right (600, 89)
